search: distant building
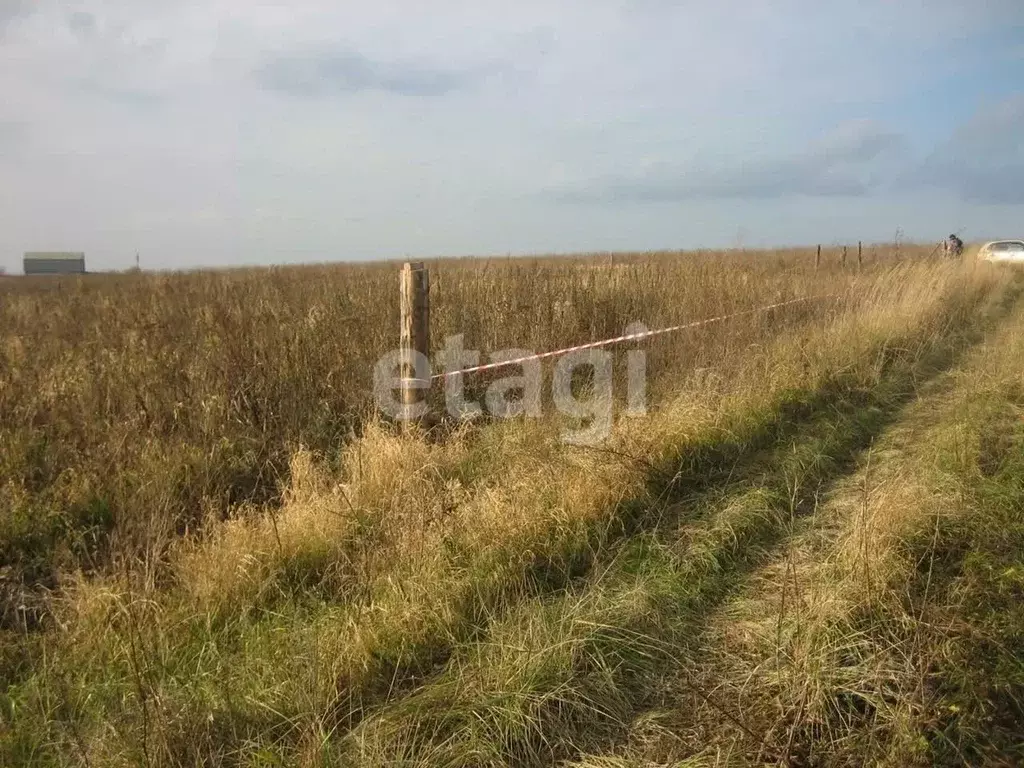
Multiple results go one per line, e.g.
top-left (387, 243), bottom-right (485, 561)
top-left (23, 252), bottom-right (86, 275)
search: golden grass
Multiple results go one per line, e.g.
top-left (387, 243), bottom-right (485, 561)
top-left (0, 246), bottom-right (933, 603)
top-left (2, 244), bottom-right (1006, 766)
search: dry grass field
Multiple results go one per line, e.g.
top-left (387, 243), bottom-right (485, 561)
top-left (2, 243), bottom-right (1023, 766)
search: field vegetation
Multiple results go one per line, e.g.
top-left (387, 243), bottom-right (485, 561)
top-left (2, 243), bottom-right (1022, 766)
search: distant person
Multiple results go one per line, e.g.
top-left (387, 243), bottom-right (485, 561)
top-left (943, 234), bottom-right (964, 259)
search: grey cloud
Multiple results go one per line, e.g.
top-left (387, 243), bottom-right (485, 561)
top-left (560, 122), bottom-right (908, 203)
top-left (68, 11), bottom-right (97, 39)
top-left (0, 0), bottom-right (32, 34)
top-left (0, 121), bottom-right (25, 146)
top-left (911, 95), bottom-right (1024, 204)
top-left (73, 79), bottom-right (163, 107)
top-left (255, 47), bottom-right (492, 97)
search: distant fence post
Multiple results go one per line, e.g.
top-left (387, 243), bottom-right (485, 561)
top-left (400, 262), bottom-right (430, 425)
top-left (857, 241), bottom-right (863, 271)
top-left (841, 245), bottom-right (848, 269)
top-left (815, 245), bottom-right (821, 271)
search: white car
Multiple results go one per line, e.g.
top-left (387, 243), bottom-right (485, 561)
top-left (979, 240), bottom-right (1024, 263)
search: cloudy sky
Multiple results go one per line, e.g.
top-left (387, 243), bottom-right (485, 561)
top-left (1, 1), bottom-right (1022, 271)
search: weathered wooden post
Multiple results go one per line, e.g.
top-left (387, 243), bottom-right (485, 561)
top-left (399, 262), bottom-right (430, 425)
top-left (815, 244), bottom-right (821, 271)
top-left (857, 241), bottom-right (863, 271)
top-left (841, 245), bottom-right (848, 269)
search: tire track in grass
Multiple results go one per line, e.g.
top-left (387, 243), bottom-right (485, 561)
top-left (567, 282), bottom-right (1024, 768)
top-left (340, 394), bottom-right (913, 766)
top-left (331, 284), bottom-right (1023, 767)
top-left (316, 274), bottom-right (1018, 738)
top-left (570, 364), bottom-right (965, 768)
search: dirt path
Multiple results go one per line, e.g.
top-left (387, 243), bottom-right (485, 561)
top-left (660, 379), bottom-right (959, 764)
top-left (565, 293), bottom-right (1024, 767)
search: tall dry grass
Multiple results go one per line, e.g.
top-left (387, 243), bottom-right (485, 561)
top-left (0, 246), bottom-right (1003, 766)
top-left (0, 244), bottom-right (934, 617)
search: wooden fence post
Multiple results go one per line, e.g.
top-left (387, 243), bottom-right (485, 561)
top-left (841, 245), bottom-right (848, 269)
top-left (815, 244), bottom-right (821, 271)
top-left (400, 262), bottom-right (430, 424)
top-left (857, 241), bottom-right (863, 271)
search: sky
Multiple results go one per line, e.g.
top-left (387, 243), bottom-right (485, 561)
top-left (1, 0), bottom-right (1022, 272)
